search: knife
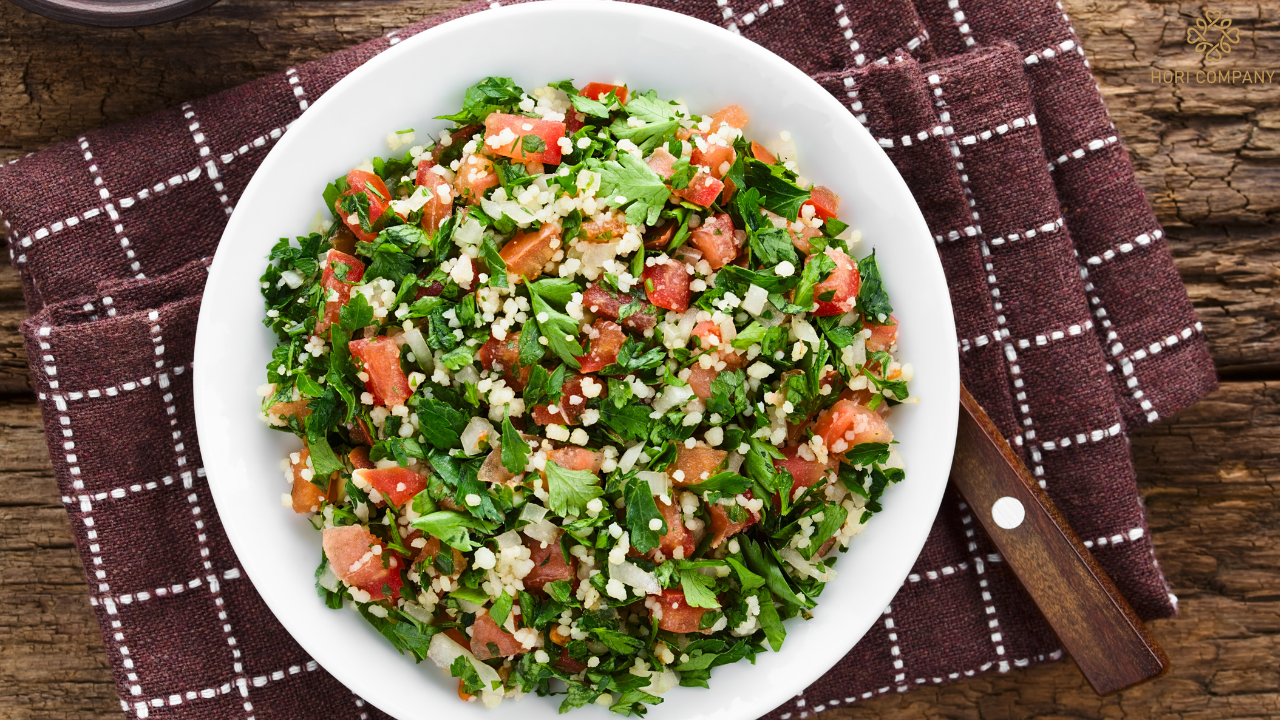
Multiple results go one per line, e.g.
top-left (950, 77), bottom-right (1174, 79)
top-left (949, 385), bottom-right (1170, 695)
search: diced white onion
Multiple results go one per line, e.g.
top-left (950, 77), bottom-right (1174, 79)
top-left (460, 417), bottom-right (495, 456)
top-left (495, 530), bottom-right (523, 549)
top-left (401, 328), bottom-right (432, 369)
top-left (427, 633), bottom-right (502, 689)
top-left (610, 560), bottom-right (661, 596)
top-left (517, 503), bottom-right (549, 528)
top-left (579, 241), bottom-right (619, 269)
top-left (638, 470), bottom-right (670, 498)
top-left (652, 384), bottom-right (695, 415)
top-left (522, 518), bottom-right (559, 545)
top-left (619, 442), bottom-right (647, 473)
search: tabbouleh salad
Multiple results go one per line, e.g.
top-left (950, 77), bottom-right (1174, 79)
top-left (258, 77), bottom-right (912, 714)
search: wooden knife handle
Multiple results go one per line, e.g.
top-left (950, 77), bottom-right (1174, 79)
top-left (950, 385), bottom-right (1169, 695)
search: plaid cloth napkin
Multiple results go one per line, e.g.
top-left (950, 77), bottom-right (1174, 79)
top-left (1, 0), bottom-right (1217, 717)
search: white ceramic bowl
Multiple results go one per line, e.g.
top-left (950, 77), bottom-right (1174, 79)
top-left (194, 3), bottom-right (959, 718)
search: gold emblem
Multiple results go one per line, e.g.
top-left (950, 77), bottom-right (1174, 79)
top-left (1186, 9), bottom-right (1240, 63)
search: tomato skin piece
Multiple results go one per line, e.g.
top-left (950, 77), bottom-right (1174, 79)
top-left (646, 146), bottom-right (678, 179)
top-left (483, 113), bottom-right (566, 164)
top-left (774, 446), bottom-right (834, 503)
top-left (865, 315), bottom-right (899, 351)
top-left (353, 466), bottom-right (428, 506)
top-left (655, 497), bottom-right (696, 560)
top-left (708, 498), bottom-right (759, 549)
top-left (531, 375), bottom-right (599, 426)
top-left (523, 533), bottom-right (576, 593)
top-left (269, 399), bottom-right (312, 423)
top-left (500, 222), bottom-right (561, 282)
top-left (582, 283), bottom-right (660, 333)
top-left (580, 215), bottom-right (627, 243)
top-left (478, 332), bottom-right (530, 390)
top-left (813, 399), bottom-right (894, 455)
top-left (709, 104), bottom-right (750, 131)
top-left (452, 154), bottom-right (500, 205)
top-left (431, 124), bottom-right (481, 163)
top-left (545, 446), bottom-right (603, 474)
top-left (290, 448), bottom-right (340, 514)
top-left (575, 319), bottom-right (625, 373)
top-left (804, 185), bottom-right (840, 221)
top-left (334, 170), bottom-right (392, 243)
top-left (686, 365), bottom-right (717, 400)
top-left (581, 82), bottom-right (628, 104)
top-left (349, 446), bottom-right (375, 470)
top-left (673, 171), bottom-right (724, 207)
top-left (750, 141), bottom-right (777, 164)
top-left (655, 589), bottom-right (711, 634)
top-left (412, 160), bottom-right (455, 232)
top-left (671, 442), bottom-right (727, 486)
top-left (554, 645), bottom-right (587, 674)
top-left (811, 248), bottom-right (861, 317)
top-left (470, 612), bottom-right (526, 660)
top-left (691, 143), bottom-right (736, 179)
top-left (322, 525), bottom-right (403, 601)
top-left (348, 336), bottom-right (412, 407)
top-left (641, 259), bottom-right (691, 312)
top-left (689, 321), bottom-right (745, 369)
top-left (315, 249), bottom-right (366, 336)
top-left (689, 213), bottom-right (742, 270)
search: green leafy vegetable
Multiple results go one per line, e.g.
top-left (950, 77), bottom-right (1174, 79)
top-left (545, 461), bottom-right (604, 518)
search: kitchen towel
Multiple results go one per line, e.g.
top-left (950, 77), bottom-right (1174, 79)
top-left (0, 0), bottom-right (1217, 717)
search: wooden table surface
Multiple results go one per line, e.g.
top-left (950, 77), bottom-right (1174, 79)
top-left (0, 1), bottom-right (1276, 718)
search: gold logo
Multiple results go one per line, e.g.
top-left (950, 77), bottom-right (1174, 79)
top-left (1186, 10), bottom-right (1240, 63)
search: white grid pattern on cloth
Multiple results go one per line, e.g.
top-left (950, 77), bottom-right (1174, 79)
top-left (285, 68), bottom-right (312, 113)
top-left (87, 568), bottom-right (244, 608)
top-left (1077, 261), bottom-right (1159, 423)
top-left (945, 0), bottom-right (977, 48)
top-left (77, 136), bottom-right (146, 279)
top-left (714, 0), bottom-right (785, 34)
top-left (40, 324), bottom-right (144, 698)
top-left (958, 502), bottom-right (1010, 672)
top-left (128, 659), bottom-right (321, 717)
top-left (181, 103), bottom-right (236, 217)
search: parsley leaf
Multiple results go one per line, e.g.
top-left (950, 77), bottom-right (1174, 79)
top-left (624, 476), bottom-right (665, 554)
top-left (410, 510), bottom-right (495, 551)
top-left (857, 249), bottom-right (894, 322)
top-left (479, 236), bottom-right (509, 289)
top-left (751, 226), bottom-right (797, 267)
top-left (436, 77), bottom-right (524, 124)
top-left (623, 90), bottom-right (677, 123)
top-left (500, 409), bottom-right (529, 474)
top-left (570, 93), bottom-right (611, 119)
top-left (450, 656), bottom-right (485, 696)
top-left (544, 461), bottom-right (604, 518)
top-left (600, 402), bottom-right (651, 442)
top-left (416, 397), bottom-right (470, 449)
top-left (594, 153), bottom-right (672, 227)
top-left (844, 442), bottom-right (890, 467)
top-left (683, 471), bottom-right (751, 496)
top-left (678, 568), bottom-right (721, 609)
top-left (792, 251), bottom-right (836, 309)
top-left (527, 282), bottom-right (583, 369)
top-left (743, 158), bottom-right (811, 221)
top-left (521, 134), bottom-right (546, 155)
top-left (490, 590), bottom-right (514, 626)
top-left (339, 292), bottom-right (374, 333)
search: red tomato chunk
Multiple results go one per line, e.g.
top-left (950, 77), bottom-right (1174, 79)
top-left (412, 160), bottom-right (455, 232)
top-left (470, 612), bottom-right (526, 660)
top-left (811, 248), bottom-right (861, 317)
top-left (483, 113), bottom-right (566, 165)
top-left (322, 525), bottom-right (403, 601)
top-left (354, 466), bottom-right (428, 506)
top-left (335, 170), bottom-right (392, 243)
top-left (582, 283), bottom-right (659, 334)
top-left (804, 185), bottom-right (840, 221)
top-left (576, 319), bottom-right (626, 373)
top-left (656, 498), bottom-right (696, 560)
top-left (689, 213), bottom-right (742, 270)
top-left (348, 336), bottom-right (412, 407)
top-left (641, 259), bottom-right (691, 313)
top-left (813, 399), bottom-right (894, 455)
top-left (581, 82), bottom-right (628, 104)
top-left (315, 249), bottom-right (365, 336)
top-left (673, 172), bottom-right (724, 207)
top-left (655, 588), bottom-right (710, 634)
top-left (523, 533), bottom-right (577, 593)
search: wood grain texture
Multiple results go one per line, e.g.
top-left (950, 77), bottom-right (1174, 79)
top-left (0, 0), bottom-right (1276, 718)
top-left (951, 387), bottom-right (1168, 696)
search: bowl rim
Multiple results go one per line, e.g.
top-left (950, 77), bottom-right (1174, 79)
top-left (8, 0), bottom-right (219, 28)
top-left (194, 2), bottom-right (960, 718)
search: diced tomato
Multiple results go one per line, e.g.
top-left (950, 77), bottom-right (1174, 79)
top-left (655, 497), bottom-right (696, 560)
top-left (804, 185), bottom-right (840, 221)
top-left (545, 446), bottom-right (604, 474)
top-left (763, 209), bottom-right (821, 254)
top-left (686, 365), bottom-right (717, 400)
top-left (453, 154), bottom-right (500, 204)
top-left (690, 320), bottom-right (724, 354)
top-left (554, 644), bottom-right (588, 674)
top-left (349, 446), bottom-right (375, 470)
top-left (708, 497), bottom-right (759, 548)
top-left (269, 399), bottom-right (312, 423)
top-left (412, 160), bottom-right (455, 232)
top-left (673, 172), bottom-right (724, 207)
top-left (645, 220), bottom-right (677, 250)
top-left (523, 533), bottom-right (576, 593)
top-left (415, 536), bottom-right (467, 575)
top-left (691, 142), bottom-right (735, 179)
top-left (576, 319), bottom-right (626, 373)
top-left (348, 336), bottom-right (412, 407)
top-left (646, 146), bottom-right (678, 179)
top-left (709, 105), bottom-right (749, 131)
top-left (532, 375), bottom-right (600, 426)
top-left (581, 82), bottom-right (628, 104)
top-left (315, 249), bottom-right (366, 335)
top-left (351, 417), bottom-right (376, 446)
top-left (415, 281), bottom-right (445, 299)
top-left (689, 214), bottom-right (741, 269)
top-left (566, 112), bottom-right (585, 135)
top-left (500, 222), bottom-right (561, 282)
top-left (774, 446), bottom-right (834, 502)
top-left (478, 333), bottom-right (530, 390)
top-left (290, 448), bottom-right (340, 514)
top-left (689, 322), bottom-right (745, 370)
top-left (322, 525), bottom-right (403, 601)
top-left (813, 399), bottom-right (894, 454)
top-left (811, 248), bottom-right (861, 317)
top-left (470, 612), bottom-right (526, 660)
top-left (354, 466), bottom-right (428, 506)
top-left (750, 141), bottom-right (777, 164)
top-left (431, 124), bottom-right (481, 162)
top-left (865, 315), bottom-right (899, 351)
top-left (479, 447), bottom-right (518, 485)
top-left (656, 588), bottom-right (710, 634)
top-left (483, 113), bottom-right (566, 164)
top-left (334, 170), bottom-right (392, 243)
top-left (671, 442), bottom-right (727, 486)
top-left (641, 259), bottom-right (691, 313)
top-left (580, 215), bottom-right (627, 243)
top-left (331, 225), bottom-right (358, 255)
top-left (582, 283), bottom-right (659, 333)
